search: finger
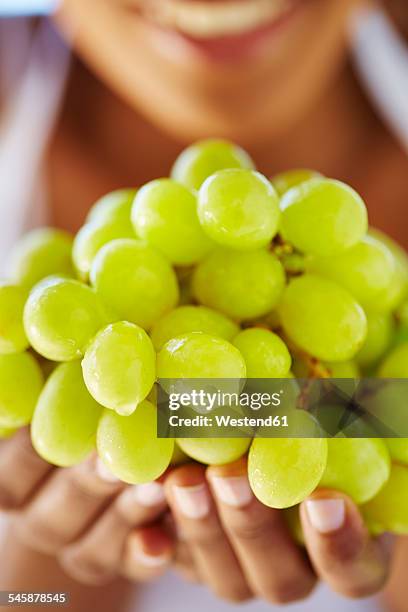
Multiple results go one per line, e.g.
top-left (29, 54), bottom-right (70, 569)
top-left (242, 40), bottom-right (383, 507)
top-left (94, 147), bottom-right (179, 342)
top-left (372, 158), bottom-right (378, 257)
top-left (0, 428), bottom-right (53, 511)
top-left (165, 464), bottom-right (253, 604)
top-left (122, 525), bottom-right (173, 582)
top-left (14, 456), bottom-right (124, 554)
top-left (59, 481), bottom-right (168, 585)
top-left (162, 512), bottom-right (202, 584)
top-left (301, 490), bottom-right (393, 598)
top-left (207, 458), bottom-right (316, 605)
top-left (173, 540), bottom-right (202, 584)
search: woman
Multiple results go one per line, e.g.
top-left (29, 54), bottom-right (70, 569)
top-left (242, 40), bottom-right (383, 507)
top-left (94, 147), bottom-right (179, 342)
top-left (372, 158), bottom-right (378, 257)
top-left (0, 0), bottom-right (407, 610)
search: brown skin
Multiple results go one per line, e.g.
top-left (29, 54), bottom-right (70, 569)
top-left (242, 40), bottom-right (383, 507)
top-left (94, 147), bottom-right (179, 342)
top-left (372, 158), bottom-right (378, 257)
top-left (2, 0), bottom-right (408, 608)
top-left (54, 0), bottom-right (357, 143)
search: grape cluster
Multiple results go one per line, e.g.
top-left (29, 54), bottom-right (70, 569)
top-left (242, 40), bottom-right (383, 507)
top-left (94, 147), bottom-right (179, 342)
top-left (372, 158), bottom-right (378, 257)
top-left (1, 139), bottom-right (408, 537)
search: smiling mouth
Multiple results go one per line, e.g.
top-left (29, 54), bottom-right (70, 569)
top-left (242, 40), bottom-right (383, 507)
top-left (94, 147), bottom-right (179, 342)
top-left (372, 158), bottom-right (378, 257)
top-left (132, 0), bottom-right (299, 40)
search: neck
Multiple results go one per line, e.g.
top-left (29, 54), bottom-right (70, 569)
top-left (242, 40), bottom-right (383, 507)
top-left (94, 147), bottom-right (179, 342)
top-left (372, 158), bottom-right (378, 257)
top-left (60, 57), bottom-right (381, 185)
top-left (253, 63), bottom-right (382, 182)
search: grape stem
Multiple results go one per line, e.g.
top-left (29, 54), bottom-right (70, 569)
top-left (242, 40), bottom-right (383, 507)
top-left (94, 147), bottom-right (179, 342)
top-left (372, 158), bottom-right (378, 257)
top-left (270, 235), bottom-right (305, 277)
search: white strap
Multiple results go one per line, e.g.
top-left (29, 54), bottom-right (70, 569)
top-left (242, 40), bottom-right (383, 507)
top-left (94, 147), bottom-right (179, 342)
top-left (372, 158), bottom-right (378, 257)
top-left (350, 6), bottom-right (408, 154)
top-left (0, 19), bottom-right (70, 269)
top-left (0, 1), bottom-right (59, 17)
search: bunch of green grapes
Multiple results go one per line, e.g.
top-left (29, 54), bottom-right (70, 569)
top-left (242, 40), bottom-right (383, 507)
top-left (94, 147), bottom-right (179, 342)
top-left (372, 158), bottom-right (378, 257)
top-left (1, 139), bottom-right (408, 523)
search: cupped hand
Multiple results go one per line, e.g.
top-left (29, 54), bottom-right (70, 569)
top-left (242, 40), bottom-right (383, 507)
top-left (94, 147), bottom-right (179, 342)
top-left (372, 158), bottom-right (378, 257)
top-left (0, 431), bottom-right (394, 603)
top-left (164, 458), bottom-right (393, 605)
top-left (0, 428), bottom-right (174, 585)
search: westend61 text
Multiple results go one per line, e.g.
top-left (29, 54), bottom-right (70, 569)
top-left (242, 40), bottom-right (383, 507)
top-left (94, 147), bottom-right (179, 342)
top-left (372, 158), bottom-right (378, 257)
top-left (168, 414), bottom-right (289, 428)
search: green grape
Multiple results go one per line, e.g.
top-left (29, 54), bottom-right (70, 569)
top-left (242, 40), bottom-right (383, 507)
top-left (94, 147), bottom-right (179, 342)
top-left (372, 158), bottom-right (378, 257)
top-left (132, 179), bottom-right (213, 266)
top-left (306, 236), bottom-right (396, 311)
top-left (86, 189), bottom-right (137, 224)
top-left (280, 275), bottom-right (367, 361)
top-left (0, 284), bottom-right (29, 354)
top-left (367, 379), bottom-right (408, 438)
top-left (90, 239), bottom-right (179, 330)
top-left (171, 139), bottom-right (254, 191)
top-left (393, 326), bottom-right (408, 350)
top-left (385, 439), bottom-right (408, 464)
top-left (177, 438), bottom-right (250, 465)
top-left (398, 300), bottom-right (408, 327)
top-left (357, 312), bottom-right (395, 368)
top-left (7, 228), bottom-right (74, 289)
top-left (369, 228), bottom-right (408, 310)
top-left (280, 252), bottom-right (306, 276)
top-left (97, 401), bottom-right (174, 484)
top-left (82, 321), bottom-right (156, 416)
top-left (319, 438), bottom-right (390, 504)
top-left (325, 361), bottom-right (360, 377)
top-left (393, 297), bottom-right (408, 348)
top-left (151, 305), bottom-right (239, 351)
top-left (0, 352), bottom-right (43, 428)
top-left (171, 442), bottom-right (189, 466)
top-left (273, 406), bottom-right (322, 438)
top-left (232, 328), bottom-right (291, 378)
top-left (24, 276), bottom-right (108, 361)
top-left (198, 169), bottom-right (280, 250)
top-left (72, 218), bottom-right (135, 281)
top-left (248, 438), bottom-right (328, 509)
top-left (157, 332), bottom-right (246, 379)
top-left (0, 426), bottom-right (16, 439)
top-left (379, 342), bottom-right (408, 377)
top-left (323, 362), bottom-right (360, 401)
top-left (280, 178), bottom-right (368, 256)
top-left (31, 361), bottom-right (102, 467)
top-left (193, 248), bottom-right (285, 321)
top-left (362, 464), bottom-right (408, 535)
top-left (283, 505), bottom-right (304, 546)
top-left (271, 169), bottom-right (322, 197)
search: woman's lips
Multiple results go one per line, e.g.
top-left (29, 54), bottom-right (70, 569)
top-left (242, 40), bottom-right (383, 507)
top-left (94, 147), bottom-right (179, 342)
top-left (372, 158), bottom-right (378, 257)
top-left (129, 0), bottom-right (303, 62)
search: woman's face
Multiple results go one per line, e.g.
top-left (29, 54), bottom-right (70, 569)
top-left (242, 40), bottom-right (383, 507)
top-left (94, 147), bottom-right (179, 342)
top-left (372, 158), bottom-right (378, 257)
top-left (56, 0), bottom-right (359, 143)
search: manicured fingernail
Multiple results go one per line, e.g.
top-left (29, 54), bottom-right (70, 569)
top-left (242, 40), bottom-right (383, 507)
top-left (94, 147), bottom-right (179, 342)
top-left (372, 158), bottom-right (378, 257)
top-left (305, 498), bottom-right (345, 534)
top-left (173, 484), bottom-right (210, 519)
top-left (211, 476), bottom-right (253, 508)
top-left (96, 458), bottom-right (120, 483)
top-left (133, 549), bottom-right (170, 568)
top-left (133, 482), bottom-right (166, 507)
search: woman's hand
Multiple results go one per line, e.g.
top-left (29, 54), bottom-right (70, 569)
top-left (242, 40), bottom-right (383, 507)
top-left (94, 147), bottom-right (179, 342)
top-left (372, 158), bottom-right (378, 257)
top-left (0, 429), bottom-right (174, 585)
top-left (0, 430), bottom-right (394, 604)
top-left (164, 458), bottom-right (394, 605)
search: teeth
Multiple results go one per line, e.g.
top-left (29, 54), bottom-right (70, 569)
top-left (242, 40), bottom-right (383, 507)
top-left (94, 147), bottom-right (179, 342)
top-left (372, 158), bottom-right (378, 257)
top-left (144, 0), bottom-right (291, 39)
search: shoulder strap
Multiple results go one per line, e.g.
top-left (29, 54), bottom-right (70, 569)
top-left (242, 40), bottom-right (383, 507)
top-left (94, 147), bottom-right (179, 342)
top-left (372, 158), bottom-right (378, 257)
top-left (0, 18), bottom-right (70, 271)
top-left (351, 6), bottom-right (408, 154)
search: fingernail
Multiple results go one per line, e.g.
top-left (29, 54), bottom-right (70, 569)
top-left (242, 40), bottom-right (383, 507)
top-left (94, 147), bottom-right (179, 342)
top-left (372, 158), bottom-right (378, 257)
top-left (133, 482), bottom-right (166, 507)
top-left (211, 476), bottom-right (253, 508)
top-left (96, 458), bottom-right (120, 483)
top-left (306, 498), bottom-right (345, 534)
top-left (133, 549), bottom-right (170, 568)
top-left (173, 484), bottom-right (210, 519)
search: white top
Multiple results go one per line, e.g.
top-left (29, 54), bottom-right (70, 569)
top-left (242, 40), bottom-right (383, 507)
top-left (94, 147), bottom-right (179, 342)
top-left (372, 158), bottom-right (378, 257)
top-left (1, 10), bottom-right (406, 611)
